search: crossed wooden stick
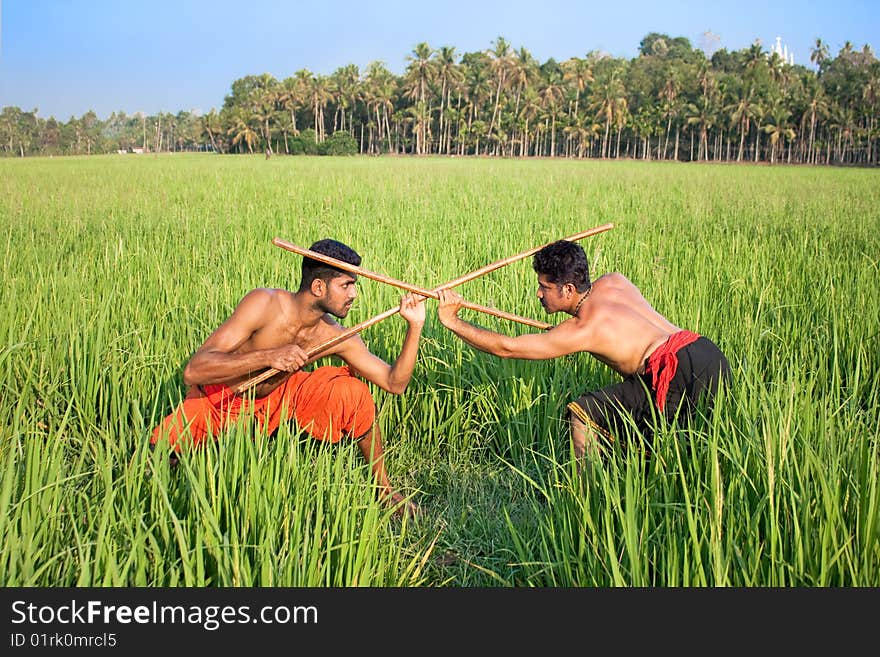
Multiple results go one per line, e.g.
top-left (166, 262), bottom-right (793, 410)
top-left (235, 222), bottom-right (614, 394)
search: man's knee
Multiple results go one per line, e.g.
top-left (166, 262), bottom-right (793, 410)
top-left (567, 396), bottom-right (603, 429)
top-left (330, 376), bottom-right (376, 438)
top-left (150, 403), bottom-right (213, 451)
top-left (567, 397), bottom-right (615, 448)
top-left (340, 376), bottom-right (374, 412)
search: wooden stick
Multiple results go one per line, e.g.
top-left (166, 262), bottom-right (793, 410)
top-left (271, 238), bottom-right (551, 328)
top-left (434, 223), bottom-right (614, 290)
top-left (234, 307), bottom-right (403, 393)
top-left (235, 222), bottom-right (614, 394)
top-left (235, 283), bottom-right (548, 395)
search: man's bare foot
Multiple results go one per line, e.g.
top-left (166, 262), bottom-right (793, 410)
top-left (387, 491), bottom-right (421, 519)
top-left (149, 442), bottom-right (180, 468)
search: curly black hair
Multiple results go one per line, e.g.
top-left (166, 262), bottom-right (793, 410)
top-left (532, 240), bottom-right (591, 292)
top-left (299, 239), bottom-right (361, 291)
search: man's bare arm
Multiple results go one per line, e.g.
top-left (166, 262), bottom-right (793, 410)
top-left (333, 293), bottom-right (426, 394)
top-left (182, 289), bottom-right (308, 385)
top-left (437, 288), bottom-right (581, 360)
top-left (439, 315), bottom-right (581, 360)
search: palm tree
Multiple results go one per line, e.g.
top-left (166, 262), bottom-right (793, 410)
top-left (863, 68), bottom-right (880, 163)
top-left (433, 46), bottom-right (461, 154)
top-left (274, 73), bottom-right (307, 152)
top-left (509, 47), bottom-right (538, 153)
top-left (444, 105), bottom-right (463, 154)
top-left (589, 69), bottom-right (627, 158)
top-left (518, 86), bottom-right (541, 156)
top-left (752, 102), bottom-right (768, 162)
top-left (275, 81), bottom-right (298, 154)
top-left (510, 47), bottom-right (537, 112)
top-left (563, 114), bottom-right (600, 158)
top-left (762, 101), bottom-right (797, 163)
top-left (562, 56), bottom-right (594, 155)
top-left (801, 75), bottom-right (828, 163)
top-left (364, 61), bottom-right (396, 153)
top-left (613, 97), bottom-right (630, 158)
top-left (201, 109), bottom-right (223, 153)
top-left (294, 69), bottom-right (314, 133)
top-left (685, 95), bottom-right (716, 161)
top-left (404, 43), bottom-right (436, 153)
top-left (308, 74), bottom-right (332, 142)
top-left (227, 110), bottom-right (258, 154)
top-left (486, 36), bottom-right (513, 149)
top-left (251, 87), bottom-right (277, 157)
top-left (658, 66), bottom-right (682, 159)
top-left (562, 56), bottom-right (594, 119)
top-left (469, 119), bottom-right (488, 155)
top-left (539, 70), bottom-right (565, 156)
top-left (450, 55), bottom-right (481, 154)
top-left (405, 101), bottom-right (431, 154)
top-left (463, 57), bottom-right (493, 155)
top-left (744, 41), bottom-right (766, 75)
top-left (630, 106), bottom-right (660, 159)
top-left (727, 82), bottom-right (758, 161)
top-left (331, 64), bottom-right (360, 135)
top-left (533, 116), bottom-right (548, 156)
top-left (827, 103), bottom-right (856, 163)
top-left (810, 38), bottom-right (830, 72)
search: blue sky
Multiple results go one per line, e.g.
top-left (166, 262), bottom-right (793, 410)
top-left (1, 0), bottom-right (878, 121)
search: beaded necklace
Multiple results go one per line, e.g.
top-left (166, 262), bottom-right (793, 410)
top-left (573, 286), bottom-right (592, 315)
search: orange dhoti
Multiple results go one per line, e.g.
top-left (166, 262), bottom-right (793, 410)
top-left (150, 365), bottom-right (375, 451)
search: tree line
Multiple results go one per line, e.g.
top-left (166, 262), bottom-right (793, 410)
top-left (2, 33), bottom-right (878, 165)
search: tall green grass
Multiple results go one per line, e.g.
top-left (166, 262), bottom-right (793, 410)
top-left (1, 154), bottom-right (878, 585)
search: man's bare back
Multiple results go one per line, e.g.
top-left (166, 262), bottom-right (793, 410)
top-left (573, 273), bottom-right (681, 376)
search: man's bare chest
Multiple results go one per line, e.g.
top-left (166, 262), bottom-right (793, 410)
top-left (246, 320), bottom-right (338, 353)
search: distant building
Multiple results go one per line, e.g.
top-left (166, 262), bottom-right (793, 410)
top-left (700, 30), bottom-right (721, 58)
top-left (771, 36), bottom-right (795, 65)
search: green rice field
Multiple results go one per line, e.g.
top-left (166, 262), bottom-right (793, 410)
top-left (1, 153), bottom-right (878, 586)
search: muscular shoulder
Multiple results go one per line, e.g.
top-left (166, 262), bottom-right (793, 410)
top-left (238, 287), bottom-right (289, 309)
top-left (316, 316), bottom-right (368, 361)
top-left (318, 311), bottom-right (345, 333)
top-left (228, 288), bottom-right (289, 325)
top-left (596, 272), bottom-right (632, 290)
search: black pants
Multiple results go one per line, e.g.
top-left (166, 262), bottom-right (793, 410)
top-left (568, 337), bottom-right (731, 442)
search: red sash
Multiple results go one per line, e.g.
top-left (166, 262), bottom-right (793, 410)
top-left (645, 331), bottom-right (700, 411)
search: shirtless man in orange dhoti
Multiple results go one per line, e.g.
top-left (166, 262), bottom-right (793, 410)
top-left (437, 240), bottom-right (730, 464)
top-left (151, 239), bottom-right (425, 516)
